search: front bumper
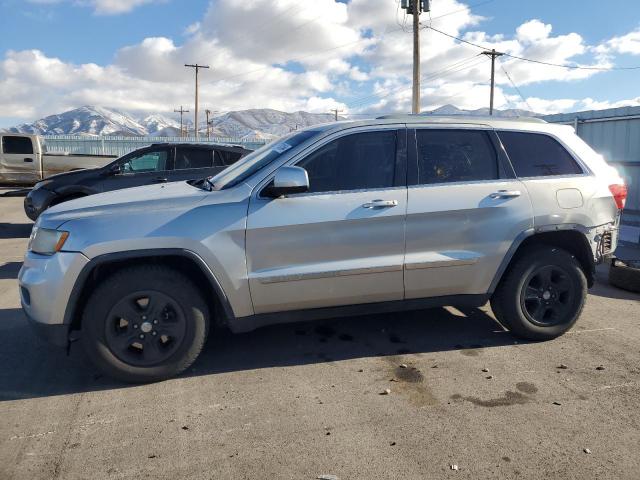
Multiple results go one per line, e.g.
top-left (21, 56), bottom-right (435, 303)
top-left (24, 188), bottom-right (58, 221)
top-left (18, 251), bottom-right (90, 347)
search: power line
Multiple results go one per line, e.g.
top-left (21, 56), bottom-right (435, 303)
top-left (426, 25), bottom-right (640, 71)
top-left (500, 63), bottom-right (534, 111)
top-left (208, 0), bottom-right (495, 86)
top-left (346, 57), bottom-right (486, 111)
top-left (346, 54), bottom-right (486, 110)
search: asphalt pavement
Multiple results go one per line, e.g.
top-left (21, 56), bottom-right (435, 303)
top-left (1, 193), bottom-right (639, 480)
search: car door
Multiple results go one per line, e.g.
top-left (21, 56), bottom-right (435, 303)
top-left (246, 126), bottom-right (408, 314)
top-left (0, 135), bottom-right (39, 183)
top-left (170, 146), bottom-right (222, 182)
top-left (100, 147), bottom-right (172, 191)
top-left (404, 127), bottom-right (534, 299)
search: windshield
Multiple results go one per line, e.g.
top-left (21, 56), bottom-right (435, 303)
top-left (209, 129), bottom-right (322, 189)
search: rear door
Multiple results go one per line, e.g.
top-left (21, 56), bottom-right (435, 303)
top-left (404, 127), bottom-right (533, 299)
top-left (0, 135), bottom-right (39, 183)
top-left (246, 126), bottom-right (408, 314)
top-left (100, 147), bottom-right (172, 191)
top-left (170, 146), bottom-right (221, 181)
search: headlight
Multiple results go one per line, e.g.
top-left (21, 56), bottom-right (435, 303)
top-left (33, 179), bottom-right (54, 190)
top-left (28, 227), bottom-right (69, 255)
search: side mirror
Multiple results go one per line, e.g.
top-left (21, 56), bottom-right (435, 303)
top-left (107, 163), bottom-right (122, 175)
top-left (263, 166), bottom-right (309, 198)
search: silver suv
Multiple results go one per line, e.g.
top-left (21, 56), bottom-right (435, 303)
top-left (19, 116), bottom-right (627, 382)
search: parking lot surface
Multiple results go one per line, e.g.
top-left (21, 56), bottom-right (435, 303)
top-left (1, 192), bottom-right (639, 479)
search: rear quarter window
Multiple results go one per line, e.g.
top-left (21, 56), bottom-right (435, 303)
top-left (498, 131), bottom-right (583, 177)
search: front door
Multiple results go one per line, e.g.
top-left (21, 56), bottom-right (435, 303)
top-left (246, 127), bottom-right (408, 314)
top-left (100, 147), bottom-right (172, 192)
top-left (404, 127), bottom-right (534, 299)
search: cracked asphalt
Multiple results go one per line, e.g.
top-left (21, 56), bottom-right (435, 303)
top-left (1, 192), bottom-right (639, 479)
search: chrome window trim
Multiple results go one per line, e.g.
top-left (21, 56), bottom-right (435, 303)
top-left (252, 124), bottom-right (407, 200)
top-left (495, 128), bottom-right (594, 178)
top-left (411, 127), bottom-right (501, 187)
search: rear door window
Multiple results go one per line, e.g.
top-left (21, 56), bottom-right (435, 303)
top-left (498, 131), bottom-right (583, 177)
top-left (2, 136), bottom-right (33, 154)
top-left (415, 129), bottom-right (498, 184)
top-left (214, 150), bottom-right (242, 167)
top-left (175, 148), bottom-right (214, 170)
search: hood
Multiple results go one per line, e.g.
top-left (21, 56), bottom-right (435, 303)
top-left (40, 181), bottom-right (209, 228)
top-left (37, 167), bottom-right (102, 190)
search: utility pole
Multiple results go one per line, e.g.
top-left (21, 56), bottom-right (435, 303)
top-left (174, 106), bottom-right (189, 138)
top-left (330, 108), bottom-right (343, 121)
top-left (481, 49), bottom-right (504, 115)
top-left (185, 63), bottom-right (210, 139)
top-left (401, 0), bottom-right (429, 114)
top-left (205, 109), bottom-right (212, 140)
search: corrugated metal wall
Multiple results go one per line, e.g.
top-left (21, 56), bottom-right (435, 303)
top-left (543, 106), bottom-right (640, 223)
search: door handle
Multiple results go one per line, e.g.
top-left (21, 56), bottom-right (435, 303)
top-left (153, 177), bottom-right (168, 183)
top-left (490, 190), bottom-right (521, 199)
top-left (23, 158), bottom-right (33, 163)
top-left (363, 199), bottom-right (398, 208)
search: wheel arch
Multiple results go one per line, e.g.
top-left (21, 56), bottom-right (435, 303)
top-left (489, 228), bottom-right (595, 293)
top-left (64, 249), bottom-right (235, 333)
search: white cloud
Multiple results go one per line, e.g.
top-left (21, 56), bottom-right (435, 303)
top-left (5, 1), bottom-right (640, 125)
top-left (596, 29), bottom-right (640, 56)
top-left (26, 0), bottom-right (162, 15)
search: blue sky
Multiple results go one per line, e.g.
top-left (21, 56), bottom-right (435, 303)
top-left (1, 0), bottom-right (640, 127)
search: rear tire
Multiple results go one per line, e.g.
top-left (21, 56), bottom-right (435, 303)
top-left (491, 246), bottom-right (587, 340)
top-left (609, 257), bottom-right (640, 293)
top-left (81, 265), bottom-right (209, 383)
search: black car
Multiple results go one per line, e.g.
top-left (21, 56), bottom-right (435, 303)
top-left (24, 143), bottom-right (250, 220)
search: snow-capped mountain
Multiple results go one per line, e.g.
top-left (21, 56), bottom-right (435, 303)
top-left (9, 106), bottom-right (149, 136)
top-left (139, 114), bottom-right (182, 137)
top-left (4, 104), bottom-right (540, 139)
top-left (425, 104), bottom-right (538, 117)
top-left (5, 106), bottom-right (339, 139)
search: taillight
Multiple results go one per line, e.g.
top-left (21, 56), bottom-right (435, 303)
top-left (609, 184), bottom-right (627, 210)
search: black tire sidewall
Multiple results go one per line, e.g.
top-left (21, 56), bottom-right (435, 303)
top-left (82, 266), bottom-right (209, 383)
top-left (495, 247), bottom-right (587, 340)
top-left (609, 260), bottom-right (640, 293)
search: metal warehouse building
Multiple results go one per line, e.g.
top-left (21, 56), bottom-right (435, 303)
top-left (543, 106), bottom-right (640, 234)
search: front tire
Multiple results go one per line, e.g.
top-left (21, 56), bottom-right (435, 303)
top-left (82, 265), bottom-right (209, 383)
top-left (491, 246), bottom-right (587, 340)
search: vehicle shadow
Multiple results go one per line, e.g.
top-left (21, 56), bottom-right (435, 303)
top-left (0, 188), bottom-right (31, 198)
top-left (0, 262), bottom-right (22, 280)
top-left (0, 223), bottom-right (32, 239)
top-left (0, 304), bottom-right (523, 401)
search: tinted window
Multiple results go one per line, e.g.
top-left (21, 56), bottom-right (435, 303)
top-left (214, 150), bottom-right (242, 167)
top-left (416, 129), bottom-right (498, 184)
top-left (175, 148), bottom-right (213, 170)
top-left (2, 136), bottom-right (33, 154)
top-left (498, 131), bottom-right (583, 177)
top-left (122, 150), bottom-right (168, 173)
top-left (296, 131), bottom-right (397, 193)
